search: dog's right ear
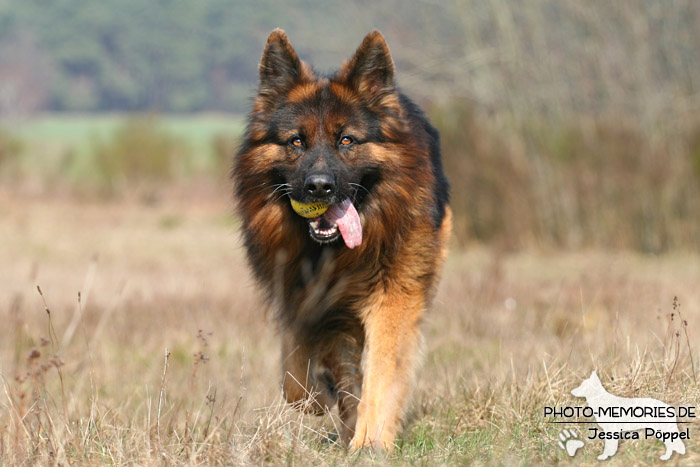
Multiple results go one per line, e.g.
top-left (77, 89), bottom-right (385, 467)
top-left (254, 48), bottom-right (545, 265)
top-left (257, 29), bottom-right (312, 108)
top-left (339, 30), bottom-right (395, 106)
top-left (590, 370), bottom-right (599, 381)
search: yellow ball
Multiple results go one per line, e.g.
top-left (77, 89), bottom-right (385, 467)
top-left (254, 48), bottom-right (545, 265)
top-left (290, 199), bottom-right (329, 218)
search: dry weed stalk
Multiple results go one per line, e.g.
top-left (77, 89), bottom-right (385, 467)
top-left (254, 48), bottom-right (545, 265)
top-left (157, 347), bottom-right (170, 445)
top-left (664, 296), bottom-right (697, 387)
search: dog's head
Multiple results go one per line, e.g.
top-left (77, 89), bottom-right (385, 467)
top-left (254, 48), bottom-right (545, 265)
top-left (571, 370), bottom-right (603, 398)
top-left (238, 29), bottom-right (407, 247)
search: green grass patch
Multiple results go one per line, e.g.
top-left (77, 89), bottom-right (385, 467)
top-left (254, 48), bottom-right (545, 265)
top-left (9, 113), bottom-right (244, 189)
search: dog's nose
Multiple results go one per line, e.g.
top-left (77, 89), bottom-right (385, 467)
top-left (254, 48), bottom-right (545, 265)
top-left (304, 174), bottom-right (336, 199)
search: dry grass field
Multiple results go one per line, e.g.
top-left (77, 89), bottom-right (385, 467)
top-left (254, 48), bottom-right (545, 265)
top-left (1, 187), bottom-right (699, 465)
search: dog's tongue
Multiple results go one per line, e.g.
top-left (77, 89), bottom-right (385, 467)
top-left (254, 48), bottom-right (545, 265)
top-left (324, 199), bottom-right (362, 248)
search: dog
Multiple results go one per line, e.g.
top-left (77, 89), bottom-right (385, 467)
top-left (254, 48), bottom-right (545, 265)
top-left (232, 29), bottom-right (451, 450)
top-left (571, 370), bottom-right (686, 460)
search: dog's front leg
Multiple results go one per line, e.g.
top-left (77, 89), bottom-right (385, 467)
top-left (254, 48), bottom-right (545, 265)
top-left (349, 292), bottom-right (424, 451)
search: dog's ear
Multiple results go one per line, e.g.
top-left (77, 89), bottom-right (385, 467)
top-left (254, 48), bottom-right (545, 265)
top-left (339, 30), bottom-right (396, 105)
top-left (590, 370), bottom-right (599, 381)
top-left (257, 29), bottom-right (312, 108)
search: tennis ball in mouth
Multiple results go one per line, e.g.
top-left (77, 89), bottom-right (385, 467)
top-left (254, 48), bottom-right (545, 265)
top-left (290, 199), bottom-right (329, 218)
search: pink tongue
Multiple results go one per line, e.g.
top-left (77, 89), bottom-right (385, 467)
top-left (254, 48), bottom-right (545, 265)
top-left (323, 199), bottom-right (362, 248)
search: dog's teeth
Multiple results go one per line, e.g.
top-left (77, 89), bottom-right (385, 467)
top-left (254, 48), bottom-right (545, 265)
top-left (308, 217), bottom-right (340, 242)
top-left (313, 226), bottom-right (338, 237)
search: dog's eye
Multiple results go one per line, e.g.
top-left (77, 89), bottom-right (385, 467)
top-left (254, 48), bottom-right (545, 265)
top-left (339, 136), bottom-right (354, 147)
top-left (289, 137), bottom-right (304, 148)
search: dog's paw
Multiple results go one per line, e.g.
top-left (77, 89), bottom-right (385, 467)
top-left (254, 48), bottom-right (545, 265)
top-left (349, 432), bottom-right (395, 452)
top-left (557, 428), bottom-right (584, 457)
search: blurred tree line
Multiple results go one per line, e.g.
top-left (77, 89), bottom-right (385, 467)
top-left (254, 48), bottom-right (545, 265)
top-left (0, 0), bottom-right (460, 114)
top-left (0, 0), bottom-right (698, 121)
top-left (0, 0), bottom-right (275, 113)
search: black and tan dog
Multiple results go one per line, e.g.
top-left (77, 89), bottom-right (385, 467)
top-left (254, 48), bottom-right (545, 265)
top-left (233, 29), bottom-right (450, 450)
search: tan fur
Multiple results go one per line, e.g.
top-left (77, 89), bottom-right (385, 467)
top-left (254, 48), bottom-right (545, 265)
top-left (287, 83), bottom-right (320, 103)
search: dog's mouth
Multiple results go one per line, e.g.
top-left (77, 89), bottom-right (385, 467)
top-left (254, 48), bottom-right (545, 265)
top-left (308, 216), bottom-right (341, 243)
top-left (305, 199), bottom-right (362, 248)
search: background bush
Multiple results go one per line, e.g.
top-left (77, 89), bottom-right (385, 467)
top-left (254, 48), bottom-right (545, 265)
top-left (0, 127), bottom-right (23, 172)
top-left (434, 102), bottom-right (700, 252)
top-left (89, 115), bottom-right (188, 195)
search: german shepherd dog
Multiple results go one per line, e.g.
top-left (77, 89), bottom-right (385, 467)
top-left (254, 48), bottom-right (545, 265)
top-left (233, 29), bottom-right (451, 450)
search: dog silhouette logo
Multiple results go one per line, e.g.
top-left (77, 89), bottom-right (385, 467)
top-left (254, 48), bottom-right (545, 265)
top-left (571, 371), bottom-right (686, 461)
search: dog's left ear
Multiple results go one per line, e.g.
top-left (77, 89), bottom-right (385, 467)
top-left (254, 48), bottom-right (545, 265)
top-left (591, 370), bottom-right (600, 381)
top-left (257, 29), bottom-right (312, 111)
top-left (340, 30), bottom-right (396, 104)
